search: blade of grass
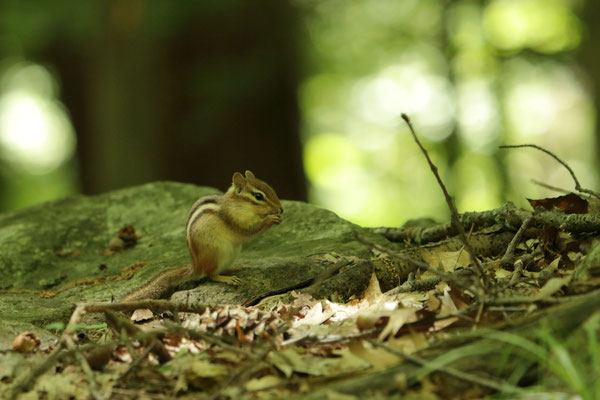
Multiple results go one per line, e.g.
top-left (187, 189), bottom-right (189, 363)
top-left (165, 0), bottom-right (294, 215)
top-left (413, 344), bottom-right (498, 382)
top-left (537, 329), bottom-right (588, 398)
top-left (584, 314), bottom-right (600, 400)
top-left (470, 328), bottom-right (549, 360)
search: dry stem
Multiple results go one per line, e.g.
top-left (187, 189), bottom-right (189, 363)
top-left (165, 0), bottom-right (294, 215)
top-left (401, 113), bottom-right (488, 289)
top-left (500, 144), bottom-right (600, 199)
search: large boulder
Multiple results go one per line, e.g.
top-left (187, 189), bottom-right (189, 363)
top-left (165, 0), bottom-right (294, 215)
top-left (0, 182), bottom-right (387, 349)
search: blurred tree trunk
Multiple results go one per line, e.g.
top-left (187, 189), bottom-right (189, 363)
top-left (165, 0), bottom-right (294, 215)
top-left (43, 0), bottom-right (306, 201)
top-left (578, 0), bottom-right (600, 182)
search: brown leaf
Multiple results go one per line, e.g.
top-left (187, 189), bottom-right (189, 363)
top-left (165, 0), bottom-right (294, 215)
top-left (528, 193), bottom-right (588, 214)
top-left (537, 275), bottom-right (572, 299)
top-left (421, 249), bottom-right (472, 272)
top-left (84, 345), bottom-right (115, 370)
top-left (426, 293), bottom-right (441, 312)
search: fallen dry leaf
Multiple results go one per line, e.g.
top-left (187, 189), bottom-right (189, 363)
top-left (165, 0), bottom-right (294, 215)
top-left (131, 308), bottom-right (154, 322)
top-left (537, 275), bottom-right (572, 299)
top-left (378, 308), bottom-right (418, 340)
top-left (528, 193), bottom-right (588, 214)
top-left (421, 248), bottom-right (472, 272)
top-left (363, 272), bottom-right (383, 302)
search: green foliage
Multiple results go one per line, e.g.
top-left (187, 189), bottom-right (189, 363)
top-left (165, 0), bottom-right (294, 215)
top-left (472, 318), bottom-right (600, 398)
top-left (43, 321), bottom-right (65, 332)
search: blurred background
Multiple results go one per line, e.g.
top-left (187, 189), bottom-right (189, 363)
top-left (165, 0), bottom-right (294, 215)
top-left (0, 0), bottom-right (598, 227)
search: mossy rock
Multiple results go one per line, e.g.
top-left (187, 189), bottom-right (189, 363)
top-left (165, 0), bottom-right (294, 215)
top-left (0, 182), bottom-right (389, 349)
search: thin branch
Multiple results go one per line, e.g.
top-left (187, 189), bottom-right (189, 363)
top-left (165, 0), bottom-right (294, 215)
top-left (63, 334), bottom-right (102, 400)
top-left (402, 114), bottom-right (488, 289)
top-left (500, 144), bottom-right (600, 199)
top-left (118, 342), bottom-right (156, 382)
top-left (509, 260), bottom-right (525, 288)
top-left (104, 311), bottom-right (171, 363)
top-left (209, 324), bottom-right (286, 400)
top-left (71, 299), bottom-right (211, 316)
top-left (385, 276), bottom-right (442, 295)
top-left (500, 216), bottom-right (532, 267)
top-left (531, 179), bottom-right (570, 194)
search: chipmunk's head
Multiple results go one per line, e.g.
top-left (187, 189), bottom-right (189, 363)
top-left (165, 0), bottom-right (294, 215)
top-left (228, 170), bottom-right (283, 216)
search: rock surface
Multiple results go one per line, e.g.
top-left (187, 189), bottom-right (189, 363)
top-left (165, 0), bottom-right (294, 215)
top-left (0, 182), bottom-right (388, 349)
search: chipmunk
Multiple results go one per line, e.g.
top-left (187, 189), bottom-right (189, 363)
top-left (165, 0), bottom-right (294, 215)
top-left (122, 170), bottom-right (283, 301)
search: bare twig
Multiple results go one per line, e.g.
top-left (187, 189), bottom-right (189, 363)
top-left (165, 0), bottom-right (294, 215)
top-left (105, 310), bottom-right (171, 363)
top-left (63, 335), bottom-right (102, 400)
top-left (385, 276), bottom-right (443, 295)
top-left (118, 341), bottom-right (156, 382)
top-left (500, 216), bottom-right (532, 267)
top-left (509, 260), bottom-right (525, 287)
top-left (209, 324), bottom-right (286, 400)
top-left (71, 299), bottom-right (211, 316)
top-left (500, 144), bottom-right (600, 199)
top-left (531, 179), bottom-right (570, 194)
top-left (402, 114), bottom-right (488, 289)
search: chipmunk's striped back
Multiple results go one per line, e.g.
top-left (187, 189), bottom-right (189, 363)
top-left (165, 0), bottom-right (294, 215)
top-left (186, 195), bottom-right (220, 238)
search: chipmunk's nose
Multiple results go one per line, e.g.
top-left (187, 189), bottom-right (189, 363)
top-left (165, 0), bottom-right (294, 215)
top-left (279, 206), bottom-right (283, 214)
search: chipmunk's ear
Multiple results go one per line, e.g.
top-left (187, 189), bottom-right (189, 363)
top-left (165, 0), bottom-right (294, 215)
top-left (232, 172), bottom-right (245, 193)
top-left (244, 170), bottom-right (255, 180)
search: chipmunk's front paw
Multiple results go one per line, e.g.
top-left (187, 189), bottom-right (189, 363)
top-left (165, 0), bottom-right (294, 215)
top-left (265, 214), bottom-right (282, 226)
top-left (209, 274), bottom-right (241, 286)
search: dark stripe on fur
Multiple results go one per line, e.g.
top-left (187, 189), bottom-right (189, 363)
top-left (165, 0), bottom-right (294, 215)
top-left (187, 208), bottom-right (217, 237)
top-left (186, 196), bottom-right (219, 230)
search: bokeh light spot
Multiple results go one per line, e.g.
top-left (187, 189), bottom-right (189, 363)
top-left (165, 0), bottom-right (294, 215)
top-left (0, 63), bottom-right (76, 175)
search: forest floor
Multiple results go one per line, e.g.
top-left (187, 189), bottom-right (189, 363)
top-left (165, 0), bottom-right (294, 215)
top-left (5, 199), bottom-right (600, 400)
top-left (4, 117), bottom-right (600, 399)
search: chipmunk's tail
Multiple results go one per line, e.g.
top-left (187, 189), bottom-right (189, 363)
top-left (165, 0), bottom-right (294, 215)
top-left (121, 265), bottom-right (193, 302)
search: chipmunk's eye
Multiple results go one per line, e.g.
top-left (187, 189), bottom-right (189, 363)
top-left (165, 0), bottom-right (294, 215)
top-left (253, 192), bottom-right (265, 201)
